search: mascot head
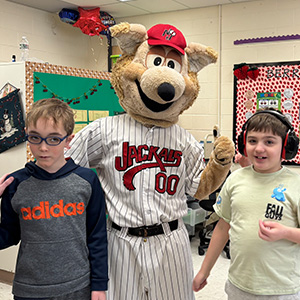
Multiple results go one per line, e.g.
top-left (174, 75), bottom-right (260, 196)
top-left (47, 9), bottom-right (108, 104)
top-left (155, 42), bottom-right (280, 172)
top-left (110, 22), bottom-right (218, 127)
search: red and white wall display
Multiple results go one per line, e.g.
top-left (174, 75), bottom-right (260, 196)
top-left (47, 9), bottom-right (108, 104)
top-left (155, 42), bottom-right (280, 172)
top-left (233, 61), bottom-right (300, 165)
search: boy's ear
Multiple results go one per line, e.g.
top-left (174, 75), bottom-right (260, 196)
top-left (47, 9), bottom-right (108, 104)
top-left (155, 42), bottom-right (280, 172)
top-left (65, 134), bottom-right (74, 149)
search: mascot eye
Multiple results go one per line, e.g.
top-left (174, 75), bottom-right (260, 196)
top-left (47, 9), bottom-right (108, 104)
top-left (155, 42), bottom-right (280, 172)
top-left (146, 54), bottom-right (165, 68)
top-left (166, 58), bottom-right (181, 72)
top-left (154, 57), bottom-right (162, 66)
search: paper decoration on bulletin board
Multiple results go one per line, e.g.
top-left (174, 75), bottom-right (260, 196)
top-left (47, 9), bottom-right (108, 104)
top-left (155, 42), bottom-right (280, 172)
top-left (24, 61), bottom-right (123, 161)
top-left (233, 61), bottom-right (300, 165)
top-left (0, 82), bottom-right (17, 98)
top-left (0, 89), bottom-right (26, 153)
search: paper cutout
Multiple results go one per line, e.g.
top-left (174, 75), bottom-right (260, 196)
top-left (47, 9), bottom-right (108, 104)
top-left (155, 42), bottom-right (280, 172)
top-left (0, 89), bottom-right (25, 153)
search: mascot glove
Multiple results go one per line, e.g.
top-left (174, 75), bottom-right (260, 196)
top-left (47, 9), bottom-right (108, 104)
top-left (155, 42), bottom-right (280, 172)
top-left (211, 136), bottom-right (235, 166)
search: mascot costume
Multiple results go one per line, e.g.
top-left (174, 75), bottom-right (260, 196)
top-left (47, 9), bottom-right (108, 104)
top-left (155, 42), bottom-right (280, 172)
top-left (67, 23), bottom-right (235, 300)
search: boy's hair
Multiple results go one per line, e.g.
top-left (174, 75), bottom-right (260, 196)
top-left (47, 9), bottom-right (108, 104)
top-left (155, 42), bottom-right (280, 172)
top-left (26, 98), bottom-right (74, 135)
top-left (246, 109), bottom-right (288, 141)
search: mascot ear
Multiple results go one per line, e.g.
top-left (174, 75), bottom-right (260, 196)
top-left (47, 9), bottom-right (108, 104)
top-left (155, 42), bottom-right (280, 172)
top-left (185, 42), bottom-right (218, 73)
top-left (110, 22), bottom-right (148, 55)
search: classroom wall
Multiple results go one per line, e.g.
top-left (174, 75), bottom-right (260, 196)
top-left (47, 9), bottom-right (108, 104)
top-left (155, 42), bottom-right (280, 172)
top-left (0, 0), bottom-right (109, 70)
top-left (1, 0), bottom-right (300, 273)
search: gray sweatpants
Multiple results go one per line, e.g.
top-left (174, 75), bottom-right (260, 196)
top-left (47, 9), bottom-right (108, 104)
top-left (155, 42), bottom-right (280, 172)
top-left (225, 280), bottom-right (300, 300)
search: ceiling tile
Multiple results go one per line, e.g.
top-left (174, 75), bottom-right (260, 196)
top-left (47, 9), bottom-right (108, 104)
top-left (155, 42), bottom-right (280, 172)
top-left (175, 0), bottom-right (232, 8)
top-left (126, 0), bottom-right (188, 13)
top-left (6, 0), bottom-right (74, 12)
top-left (63, 0), bottom-right (120, 6)
top-left (96, 2), bottom-right (150, 18)
top-left (5, 0), bottom-right (261, 16)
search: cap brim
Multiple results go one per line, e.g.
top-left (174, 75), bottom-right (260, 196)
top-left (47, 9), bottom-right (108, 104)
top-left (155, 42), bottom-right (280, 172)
top-left (148, 39), bottom-right (185, 55)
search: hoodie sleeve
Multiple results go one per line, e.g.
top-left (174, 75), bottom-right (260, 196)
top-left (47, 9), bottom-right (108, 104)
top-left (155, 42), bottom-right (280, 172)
top-left (0, 178), bottom-right (21, 249)
top-left (85, 172), bottom-right (108, 291)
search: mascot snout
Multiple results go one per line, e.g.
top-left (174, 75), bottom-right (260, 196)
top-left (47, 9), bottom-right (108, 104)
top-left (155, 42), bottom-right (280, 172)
top-left (140, 66), bottom-right (185, 107)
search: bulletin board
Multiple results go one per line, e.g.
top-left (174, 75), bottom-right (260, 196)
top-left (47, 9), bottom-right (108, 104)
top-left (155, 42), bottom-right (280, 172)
top-left (233, 61), bottom-right (300, 165)
top-left (33, 72), bottom-right (123, 133)
top-left (25, 62), bottom-right (123, 161)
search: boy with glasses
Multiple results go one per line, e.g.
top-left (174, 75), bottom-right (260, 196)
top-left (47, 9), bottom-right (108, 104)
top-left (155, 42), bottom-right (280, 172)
top-left (0, 98), bottom-right (108, 300)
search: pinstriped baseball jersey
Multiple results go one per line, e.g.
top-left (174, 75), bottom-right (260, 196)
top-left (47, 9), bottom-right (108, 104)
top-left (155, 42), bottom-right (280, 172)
top-left (66, 113), bottom-right (205, 227)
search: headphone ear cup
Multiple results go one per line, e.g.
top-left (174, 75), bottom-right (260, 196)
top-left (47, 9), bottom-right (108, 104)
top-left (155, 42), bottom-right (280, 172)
top-left (282, 131), bottom-right (299, 160)
top-left (237, 130), bottom-right (247, 156)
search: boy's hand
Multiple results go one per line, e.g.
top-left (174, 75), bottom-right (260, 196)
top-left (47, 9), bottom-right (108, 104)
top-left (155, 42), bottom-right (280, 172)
top-left (234, 153), bottom-right (251, 168)
top-left (193, 271), bottom-right (208, 292)
top-left (0, 174), bottom-right (14, 196)
top-left (258, 220), bottom-right (286, 242)
top-left (91, 291), bottom-right (106, 300)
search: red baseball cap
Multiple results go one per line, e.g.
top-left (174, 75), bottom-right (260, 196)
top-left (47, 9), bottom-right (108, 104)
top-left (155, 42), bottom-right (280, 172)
top-left (147, 24), bottom-right (186, 55)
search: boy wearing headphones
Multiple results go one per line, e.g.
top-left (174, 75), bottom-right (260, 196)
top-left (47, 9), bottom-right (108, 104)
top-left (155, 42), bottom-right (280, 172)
top-left (193, 110), bottom-right (300, 299)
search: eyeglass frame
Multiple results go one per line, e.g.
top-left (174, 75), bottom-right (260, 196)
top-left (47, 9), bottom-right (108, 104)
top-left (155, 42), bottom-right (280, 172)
top-left (25, 134), bottom-right (69, 146)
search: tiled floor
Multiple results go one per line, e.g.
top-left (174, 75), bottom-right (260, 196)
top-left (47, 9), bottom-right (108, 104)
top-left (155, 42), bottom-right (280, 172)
top-left (0, 282), bottom-right (12, 300)
top-left (0, 229), bottom-right (230, 300)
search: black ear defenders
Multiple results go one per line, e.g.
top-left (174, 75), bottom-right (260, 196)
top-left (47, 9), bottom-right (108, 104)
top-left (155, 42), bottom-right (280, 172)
top-left (237, 110), bottom-right (299, 160)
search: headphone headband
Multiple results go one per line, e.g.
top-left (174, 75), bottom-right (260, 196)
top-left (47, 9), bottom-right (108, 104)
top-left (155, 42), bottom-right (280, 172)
top-left (242, 110), bottom-right (293, 132)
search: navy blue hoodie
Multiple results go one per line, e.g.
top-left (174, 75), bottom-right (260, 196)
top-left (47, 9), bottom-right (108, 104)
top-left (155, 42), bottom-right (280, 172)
top-left (1, 159), bottom-right (108, 298)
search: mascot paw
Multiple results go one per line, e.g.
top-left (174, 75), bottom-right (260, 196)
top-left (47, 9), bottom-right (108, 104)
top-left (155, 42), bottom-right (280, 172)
top-left (212, 136), bottom-right (235, 165)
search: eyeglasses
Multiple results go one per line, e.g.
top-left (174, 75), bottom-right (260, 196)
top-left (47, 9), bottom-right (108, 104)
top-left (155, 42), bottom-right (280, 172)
top-left (26, 134), bottom-right (68, 146)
